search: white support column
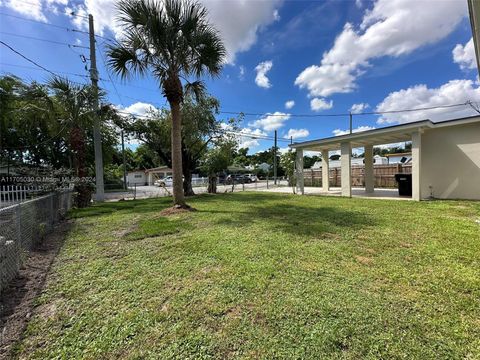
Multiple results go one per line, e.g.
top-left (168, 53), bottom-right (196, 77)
top-left (321, 149), bottom-right (329, 192)
top-left (295, 148), bottom-right (304, 195)
top-left (412, 131), bottom-right (422, 201)
top-left (364, 144), bottom-right (374, 193)
top-left (340, 142), bottom-right (352, 197)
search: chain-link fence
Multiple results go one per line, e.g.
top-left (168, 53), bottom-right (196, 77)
top-left (101, 178), bottom-right (292, 201)
top-left (0, 190), bottom-right (73, 292)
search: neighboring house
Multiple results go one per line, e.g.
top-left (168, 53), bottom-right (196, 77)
top-left (126, 170), bottom-right (148, 186)
top-left (311, 155), bottom-right (388, 169)
top-left (245, 162), bottom-right (271, 172)
top-left (291, 115), bottom-right (480, 200)
top-left (385, 152), bottom-right (412, 164)
top-left (145, 166), bottom-right (172, 185)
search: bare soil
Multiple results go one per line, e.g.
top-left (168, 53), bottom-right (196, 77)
top-left (0, 221), bottom-right (71, 359)
top-left (160, 205), bottom-right (196, 216)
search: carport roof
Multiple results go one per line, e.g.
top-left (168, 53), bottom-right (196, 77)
top-left (289, 116), bottom-right (480, 151)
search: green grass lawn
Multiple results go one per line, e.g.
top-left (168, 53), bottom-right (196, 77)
top-left (15, 193), bottom-right (480, 359)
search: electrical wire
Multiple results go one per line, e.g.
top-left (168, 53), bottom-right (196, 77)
top-left (0, 31), bottom-right (89, 49)
top-left (0, 62), bottom-right (90, 80)
top-left (1, 40), bottom-right (57, 77)
top-left (0, 12), bottom-right (113, 40)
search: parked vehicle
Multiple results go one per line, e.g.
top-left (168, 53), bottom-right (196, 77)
top-left (226, 174), bottom-right (252, 184)
top-left (155, 176), bottom-right (206, 187)
top-left (155, 176), bottom-right (174, 187)
top-left (245, 174), bottom-right (258, 182)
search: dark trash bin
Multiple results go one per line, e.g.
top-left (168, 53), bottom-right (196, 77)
top-left (395, 173), bottom-right (412, 196)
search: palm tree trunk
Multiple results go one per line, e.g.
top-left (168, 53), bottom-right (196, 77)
top-left (170, 100), bottom-right (187, 207)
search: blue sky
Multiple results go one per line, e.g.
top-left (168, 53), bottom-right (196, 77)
top-left (1, 0), bottom-right (479, 154)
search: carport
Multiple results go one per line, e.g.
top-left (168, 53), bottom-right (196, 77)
top-left (290, 121), bottom-right (430, 201)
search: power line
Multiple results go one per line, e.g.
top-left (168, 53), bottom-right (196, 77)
top-left (0, 43), bottom-right (89, 87)
top-left (219, 102), bottom-right (470, 118)
top-left (0, 12), bottom-right (113, 41)
top-left (1, 40), bottom-right (56, 77)
top-left (0, 12), bottom-right (89, 35)
top-left (96, 41), bottom-right (124, 107)
top-left (0, 31), bottom-right (89, 49)
top-left (0, 62), bottom-right (90, 80)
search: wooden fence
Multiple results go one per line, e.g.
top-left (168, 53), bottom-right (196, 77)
top-left (303, 164), bottom-right (412, 188)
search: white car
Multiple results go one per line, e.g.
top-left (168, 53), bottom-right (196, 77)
top-left (245, 174), bottom-right (258, 182)
top-left (155, 176), bottom-right (174, 187)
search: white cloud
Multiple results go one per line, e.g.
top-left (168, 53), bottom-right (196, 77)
top-left (255, 60), bottom-right (273, 88)
top-left (119, 102), bottom-right (156, 118)
top-left (376, 79), bottom-right (480, 124)
top-left (1, 0), bottom-right (67, 21)
top-left (332, 125), bottom-right (375, 136)
top-left (67, 0), bottom-right (282, 64)
top-left (453, 38), bottom-right (476, 70)
top-left (238, 65), bottom-right (246, 80)
top-left (221, 123), bottom-right (267, 149)
top-left (285, 100), bottom-right (295, 109)
top-left (286, 128), bottom-right (309, 139)
top-left (273, 9), bottom-right (280, 21)
top-left (249, 111), bottom-right (291, 131)
top-left (310, 97), bottom-right (333, 111)
top-left (295, 0), bottom-right (467, 97)
top-left (350, 102), bottom-right (369, 114)
top-left (355, 0), bottom-right (363, 8)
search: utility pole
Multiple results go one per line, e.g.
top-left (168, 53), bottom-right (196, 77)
top-left (273, 130), bottom-right (277, 185)
top-left (89, 14), bottom-right (105, 201)
top-left (349, 112), bottom-right (353, 134)
top-left (121, 130), bottom-right (127, 190)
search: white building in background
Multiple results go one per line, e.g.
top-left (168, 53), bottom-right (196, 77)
top-left (291, 116), bottom-right (480, 200)
top-left (126, 170), bottom-right (148, 186)
top-left (385, 152), bottom-right (412, 164)
top-left (127, 166), bottom-right (173, 186)
top-left (246, 162), bottom-right (271, 172)
top-left (311, 155), bottom-right (388, 169)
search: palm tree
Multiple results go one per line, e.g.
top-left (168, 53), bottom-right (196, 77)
top-left (49, 77), bottom-right (96, 207)
top-left (107, 0), bottom-right (226, 208)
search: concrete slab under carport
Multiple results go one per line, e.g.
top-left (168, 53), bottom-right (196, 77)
top-left (258, 186), bottom-right (412, 201)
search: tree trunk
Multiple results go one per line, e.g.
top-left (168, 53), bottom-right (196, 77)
top-left (208, 175), bottom-right (217, 193)
top-left (183, 166), bottom-right (195, 196)
top-left (70, 125), bottom-right (92, 208)
top-left (169, 100), bottom-right (187, 207)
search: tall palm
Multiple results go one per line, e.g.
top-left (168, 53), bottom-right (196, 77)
top-left (49, 77), bottom-right (96, 207)
top-left (107, 0), bottom-right (225, 208)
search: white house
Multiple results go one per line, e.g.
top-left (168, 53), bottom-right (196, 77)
top-left (311, 155), bottom-right (388, 169)
top-left (290, 116), bottom-right (480, 200)
top-left (385, 152), bottom-right (412, 164)
top-left (145, 166), bottom-right (172, 185)
top-left (126, 170), bottom-right (148, 186)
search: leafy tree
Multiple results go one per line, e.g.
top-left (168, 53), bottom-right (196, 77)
top-left (127, 95), bottom-right (237, 195)
top-left (107, 0), bottom-right (226, 209)
top-left (200, 137), bottom-right (236, 193)
top-left (280, 150), bottom-right (296, 190)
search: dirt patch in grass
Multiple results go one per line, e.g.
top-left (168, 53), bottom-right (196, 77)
top-left (160, 206), bottom-right (197, 216)
top-left (0, 221), bottom-right (71, 359)
top-left (355, 255), bottom-right (373, 265)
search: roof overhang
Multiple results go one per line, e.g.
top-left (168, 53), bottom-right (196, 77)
top-left (290, 121), bottom-right (432, 151)
top-left (468, 0), bottom-right (480, 78)
top-left (290, 116), bottom-right (480, 151)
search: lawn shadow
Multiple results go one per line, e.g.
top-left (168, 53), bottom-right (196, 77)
top-left (70, 197), bottom-right (174, 219)
top-left (197, 193), bottom-right (376, 237)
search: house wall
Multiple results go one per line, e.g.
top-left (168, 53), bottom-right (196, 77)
top-left (421, 122), bottom-right (480, 200)
top-left (127, 171), bottom-right (147, 186)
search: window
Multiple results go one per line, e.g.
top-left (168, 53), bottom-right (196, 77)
top-left (134, 174), bottom-right (142, 178)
